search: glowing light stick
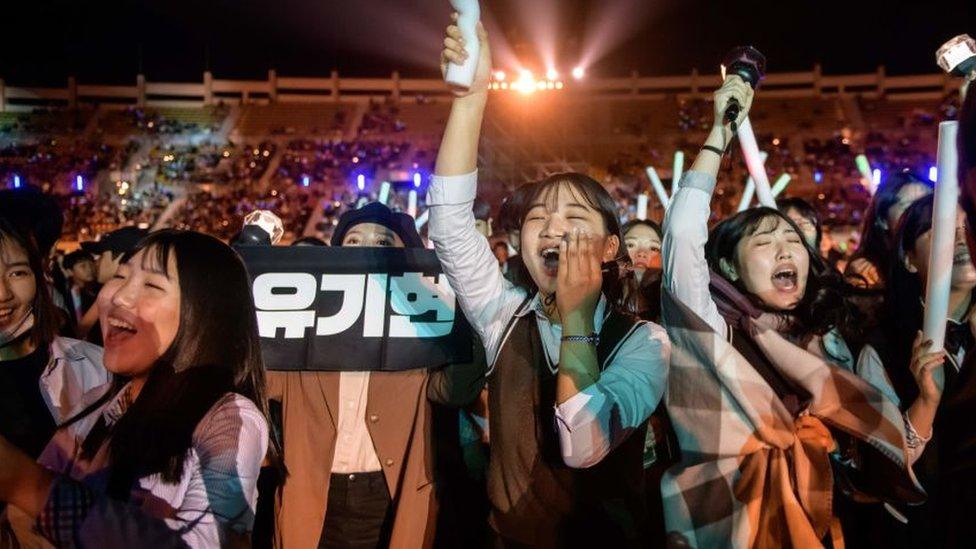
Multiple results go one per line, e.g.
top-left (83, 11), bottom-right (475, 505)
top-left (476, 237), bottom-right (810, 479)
top-left (243, 210), bottom-right (284, 245)
top-left (736, 118), bottom-right (776, 208)
top-left (672, 151), bottom-right (685, 195)
top-left (379, 181), bottom-right (391, 205)
top-left (444, 0), bottom-right (481, 89)
top-left (408, 189), bottom-right (418, 218)
top-left (636, 193), bottom-right (648, 220)
top-left (855, 154), bottom-right (872, 181)
top-left (415, 209), bottom-right (430, 230)
top-left (770, 173), bottom-right (792, 198)
top-left (736, 151), bottom-right (768, 212)
top-left (645, 167), bottom-right (670, 209)
top-left (923, 121), bottom-right (960, 391)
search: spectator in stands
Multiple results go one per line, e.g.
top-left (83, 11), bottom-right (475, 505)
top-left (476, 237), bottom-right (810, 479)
top-left (266, 202), bottom-right (442, 548)
top-left (494, 183), bottom-right (535, 284)
top-left (77, 227), bottom-right (148, 344)
top-left (291, 236), bottom-right (328, 247)
top-left (621, 219), bottom-right (663, 321)
top-left (491, 241), bottom-right (508, 272)
top-left (1, 230), bottom-right (276, 547)
top-left (62, 250), bottom-right (98, 323)
top-left (779, 197), bottom-right (823, 250)
top-left (847, 172), bottom-right (932, 288)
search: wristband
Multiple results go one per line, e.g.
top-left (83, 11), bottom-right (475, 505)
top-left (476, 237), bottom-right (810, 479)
top-left (701, 145), bottom-right (726, 157)
top-left (561, 333), bottom-right (600, 346)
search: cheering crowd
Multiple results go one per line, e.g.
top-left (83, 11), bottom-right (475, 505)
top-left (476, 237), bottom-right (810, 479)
top-left (1, 14), bottom-right (976, 549)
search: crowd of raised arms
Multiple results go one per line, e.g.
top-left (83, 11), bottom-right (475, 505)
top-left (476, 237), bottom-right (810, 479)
top-left (1, 13), bottom-right (976, 549)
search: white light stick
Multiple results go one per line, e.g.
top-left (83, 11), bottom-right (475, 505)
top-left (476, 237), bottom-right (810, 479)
top-left (444, 0), bottom-right (481, 89)
top-left (408, 189), bottom-right (418, 218)
top-left (672, 151), bottom-right (685, 195)
top-left (855, 154), bottom-right (873, 181)
top-left (736, 117), bottom-right (776, 208)
top-left (636, 193), bottom-right (648, 220)
top-left (645, 167), bottom-right (670, 209)
top-left (415, 209), bottom-right (430, 230)
top-left (378, 181), bottom-right (391, 205)
top-left (736, 151), bottom-right (768, 212)
top-left (923, 121), bottom-right (960, 390)
top-left (770, 173), bottom-right (792, 198)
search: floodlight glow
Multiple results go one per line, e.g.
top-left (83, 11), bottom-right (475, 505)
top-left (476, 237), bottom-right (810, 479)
top-left (302, 175), bottom-right (310, 187)
top-left (929, 165), bottom-right (938, 182)
top-left (76, 175), bottom-right (84, 192)
top-left (814, 171), bottom-right (823, 183)
top-left (546, 68), bottom-right (559, 80)
top-left (494, 70), bottom-right (506, 81)
top-left (357, 174), bottom-right (366, 191)
top-left (572, 66), bottom-right (585, 80)
top-left (13, 175), bottom-right (20, 188)
top-left (413, 172), bottom-right (422, 188)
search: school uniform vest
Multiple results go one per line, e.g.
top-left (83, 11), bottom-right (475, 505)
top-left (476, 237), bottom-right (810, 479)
top-left (485, 301), bottom-right (650, 548)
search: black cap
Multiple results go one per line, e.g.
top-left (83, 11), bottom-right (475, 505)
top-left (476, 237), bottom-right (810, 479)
top-left (63, 249), bottom-right (94, 270)
top-left (330, 202), bottom-right (424, 248)
top-left (80, 226), bottom-right (149, 256)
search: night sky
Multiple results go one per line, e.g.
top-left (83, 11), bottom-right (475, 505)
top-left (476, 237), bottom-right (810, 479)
top-left (2, 0), bottom-right (973, 86)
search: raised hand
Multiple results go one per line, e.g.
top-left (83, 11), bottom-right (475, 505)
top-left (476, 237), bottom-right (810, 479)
top-left (440, 13), bottom-right (492, 97)
top-left (712, 75), bottom-right (754, 143)
top-left (556, 228), bottom-right (603, 333)
top-left (911, 330), bottom-right (946, 405)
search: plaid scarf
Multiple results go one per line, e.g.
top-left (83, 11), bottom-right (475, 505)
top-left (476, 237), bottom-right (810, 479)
top-left (660, 274), bottom-right (923, 548)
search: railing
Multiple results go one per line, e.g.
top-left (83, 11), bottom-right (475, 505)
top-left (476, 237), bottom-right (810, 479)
top-left (0, 65), bottom-right (965, 111)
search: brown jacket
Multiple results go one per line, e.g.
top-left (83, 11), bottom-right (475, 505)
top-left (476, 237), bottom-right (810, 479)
top-left (267, 369), bottom-right (436, 549)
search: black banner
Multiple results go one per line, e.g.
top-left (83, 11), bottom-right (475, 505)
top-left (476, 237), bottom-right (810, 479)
top-left (237, 246), bottom-right (473, 371)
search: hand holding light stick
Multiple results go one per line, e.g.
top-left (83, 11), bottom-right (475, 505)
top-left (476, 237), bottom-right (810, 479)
top-left (645, 167), bottom-right (670, 209)
top-left (444, 0), bottom-right (481, 89)
top-left (923, 121), bottom-right (960, 390)
top-left (721, 46), bottom-right (775, 208)
top-left (736, 151), bottom-right (768, 212)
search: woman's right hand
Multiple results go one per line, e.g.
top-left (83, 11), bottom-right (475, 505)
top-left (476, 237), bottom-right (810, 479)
top-left (711, 75), bottom-right (754, 142)
top-left (911, 330), bottom-right (946, 406)
top-left (440, 13), bottom-right (492, 98)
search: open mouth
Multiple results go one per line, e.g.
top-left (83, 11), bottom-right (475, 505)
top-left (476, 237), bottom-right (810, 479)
top-left (105, 315), bottom-right (139, 345)
top-left (540, 247), bottom-right (560, 277)
top-left (771, 265), bottom-right (798, 292)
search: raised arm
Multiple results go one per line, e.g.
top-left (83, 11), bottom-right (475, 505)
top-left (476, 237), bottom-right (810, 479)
top-left (428, 16), bottom-right (525, 361)
top-left (662, 76), bottom-right (753, 337)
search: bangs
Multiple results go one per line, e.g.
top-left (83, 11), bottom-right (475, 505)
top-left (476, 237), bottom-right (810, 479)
top-left (124, 237), bottom-right (175, 279)
top-left (744, 211), bottom-right (790, 236)
top-left (525, 176), bottom-right (606, 221)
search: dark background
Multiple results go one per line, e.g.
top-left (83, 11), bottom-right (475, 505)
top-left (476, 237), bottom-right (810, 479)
top-left (1, 0), bottom-right (972, 85)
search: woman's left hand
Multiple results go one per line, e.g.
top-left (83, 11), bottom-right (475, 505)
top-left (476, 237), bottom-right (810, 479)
top-left (556, 228), bottom-right (603, 333)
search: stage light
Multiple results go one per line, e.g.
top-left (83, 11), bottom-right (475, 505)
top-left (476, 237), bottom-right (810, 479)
top-left (929, 165), bottom-right (938, 182)
top-left (536, 81), bottom-right (546, 90)
top-left (357, 174), bottom-right (366, 191)
top-left (13, 174), bottom-right (20, 189)
top-left (546, 81), bottom-right (555, 90)
top-left (572, 66), bottom-right (585, 80)
top-left (494, 70), bottom-right (506, 81)
top-left (76, 175), bottom-right (84, 192)
top-left (546, 68), bottom-right (559, 80)
top-left (413, 172), bottom-right (422, 188)
top-left (555, 81), bottom-right (564, 89)
top-left (501, 82), bottom-right (509, 90)
top-left (302, 175), bottom-right (310, 187)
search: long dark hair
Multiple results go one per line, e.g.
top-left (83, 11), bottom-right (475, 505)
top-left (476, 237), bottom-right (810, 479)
top-left (510, 172), bottom-right (635, 309)
top-left (621, 219), bottom-right (663, 321)
top-left (881, 195), bottom-right (939, 404)
top-left (0, 218), bottom-right (61, 349)
top-left (706, 207), bottom-right (864, 347)
top-left (851, 171), bottom-right (933, 285)
top-left (78, 230), bottom-right (281, 485)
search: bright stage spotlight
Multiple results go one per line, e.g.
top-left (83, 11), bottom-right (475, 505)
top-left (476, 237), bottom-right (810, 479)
top-left (494, 70), bottom-right (506, 81)
top-left (546, 68), bottom-right (559, 81)
top-left (572, 66), bottom-right (585, 80)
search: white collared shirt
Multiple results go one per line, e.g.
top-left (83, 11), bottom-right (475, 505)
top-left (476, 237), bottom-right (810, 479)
top-left (330, 371), bottom-right (383, 474)
top-left (427, 170), bottom-right (670, 468)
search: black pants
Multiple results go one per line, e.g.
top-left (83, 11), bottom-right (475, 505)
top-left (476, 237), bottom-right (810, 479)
top-left (319, 471), bottom-right (393, 549)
